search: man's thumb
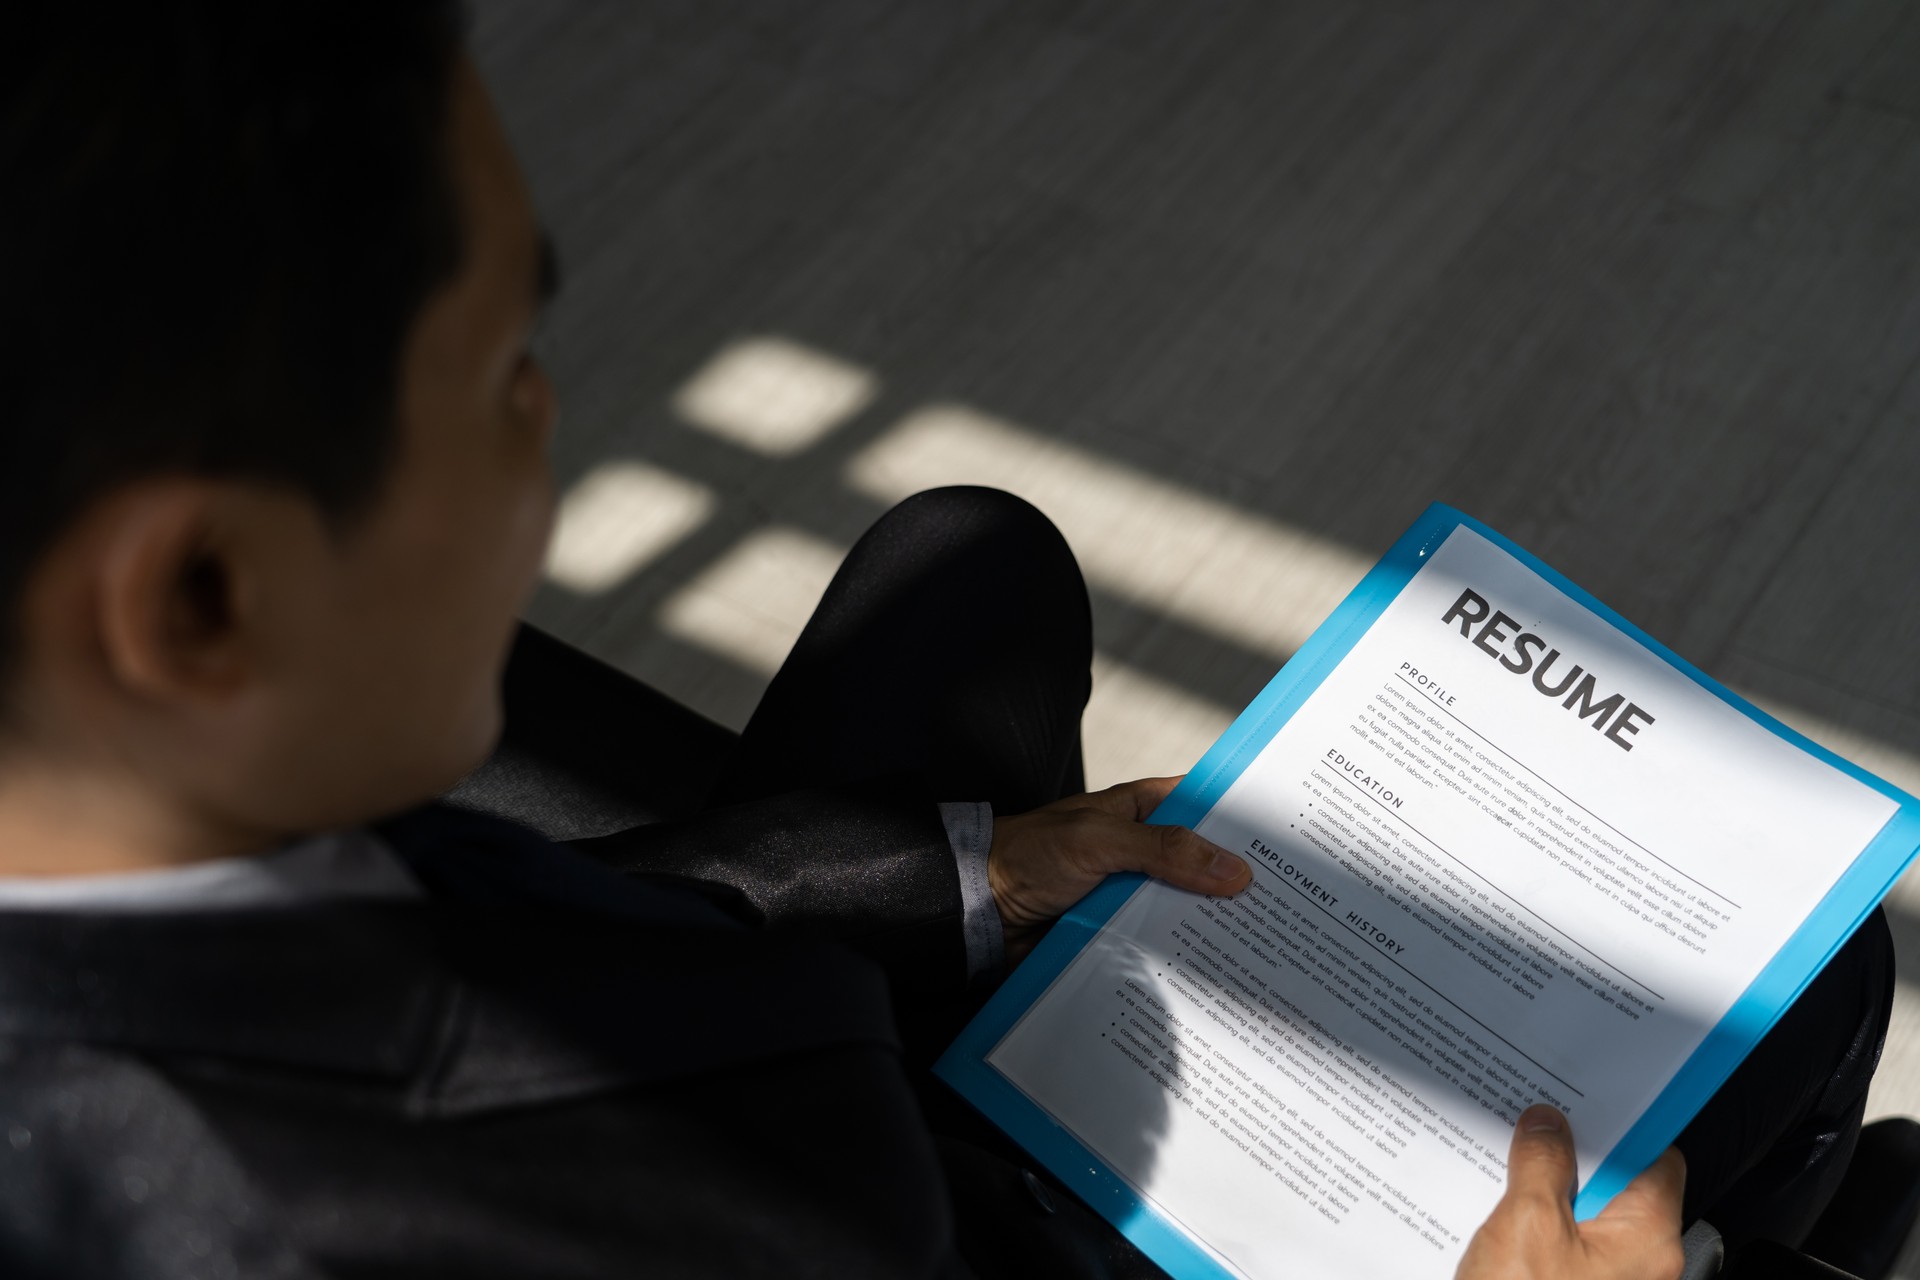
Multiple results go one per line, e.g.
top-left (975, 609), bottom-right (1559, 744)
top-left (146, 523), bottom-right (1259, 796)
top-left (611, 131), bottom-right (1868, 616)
top-left (1505, 1105), bottom-right (1578, 1205)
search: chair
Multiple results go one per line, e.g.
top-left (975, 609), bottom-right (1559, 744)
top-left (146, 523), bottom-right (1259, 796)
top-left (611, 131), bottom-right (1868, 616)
top-left (1692, 1118), bottom-right (1920, 1280)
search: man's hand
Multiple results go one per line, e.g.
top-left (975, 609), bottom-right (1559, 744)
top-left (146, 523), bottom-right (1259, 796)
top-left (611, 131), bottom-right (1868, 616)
top-left (989, 776), bottom-right (1253, 961)
top-left (1457, 1105), bottom-right (1686, 1280)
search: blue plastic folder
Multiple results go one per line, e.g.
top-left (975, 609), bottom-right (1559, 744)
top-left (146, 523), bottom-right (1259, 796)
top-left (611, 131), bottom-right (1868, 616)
top-left (935, 503), bottom-right (1920, 1279)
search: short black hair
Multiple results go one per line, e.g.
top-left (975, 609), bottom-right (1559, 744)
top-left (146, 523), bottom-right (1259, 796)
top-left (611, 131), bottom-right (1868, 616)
top-left (0, 1), bottom-right (467, 688)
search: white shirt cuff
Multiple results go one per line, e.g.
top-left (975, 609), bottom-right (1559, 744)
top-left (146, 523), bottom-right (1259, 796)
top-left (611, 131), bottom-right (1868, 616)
top-left (939, 800), bottom-right (1002, 982)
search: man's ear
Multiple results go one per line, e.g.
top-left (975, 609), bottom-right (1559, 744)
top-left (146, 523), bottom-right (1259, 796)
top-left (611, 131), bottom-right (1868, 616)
top-left (87, 479), bottom-right (263, 705)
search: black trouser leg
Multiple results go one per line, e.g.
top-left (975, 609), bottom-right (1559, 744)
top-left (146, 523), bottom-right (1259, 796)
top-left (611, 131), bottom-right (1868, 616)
top-left (453, 486), bottom-right (1092, 834)
top-left (706, 485), bottom-right (1096, 1063)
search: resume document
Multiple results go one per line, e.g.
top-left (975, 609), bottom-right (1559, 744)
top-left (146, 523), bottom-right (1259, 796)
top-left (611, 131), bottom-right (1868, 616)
top-left (939, 507), bottom-right (1920, 1278)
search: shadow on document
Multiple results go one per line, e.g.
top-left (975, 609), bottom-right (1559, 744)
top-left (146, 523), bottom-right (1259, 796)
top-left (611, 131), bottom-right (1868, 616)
top-left (979, 933), bottom-right (1183, 1209)
top-left (1098, 941), bottom-right (1182, 1200)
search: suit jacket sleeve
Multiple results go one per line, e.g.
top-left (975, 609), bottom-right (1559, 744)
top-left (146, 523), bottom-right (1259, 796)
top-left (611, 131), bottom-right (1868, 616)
top-left (568, 786), bottom-right (970, 992)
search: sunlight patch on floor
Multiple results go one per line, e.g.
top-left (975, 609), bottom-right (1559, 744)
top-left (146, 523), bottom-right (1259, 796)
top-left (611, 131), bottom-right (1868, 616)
top-left (543, 461), bottom-right (715, 593)
top-left (657, 525), bottom-right (849, 674)
top-left (671, 335), bottom-right (878, 455)
top-left (1083, 653), bottom-right (1238, 789)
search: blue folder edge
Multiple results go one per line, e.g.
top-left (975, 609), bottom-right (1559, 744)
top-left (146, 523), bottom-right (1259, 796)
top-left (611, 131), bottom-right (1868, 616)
top-left (933, 502), bottom-right (1920, 1275)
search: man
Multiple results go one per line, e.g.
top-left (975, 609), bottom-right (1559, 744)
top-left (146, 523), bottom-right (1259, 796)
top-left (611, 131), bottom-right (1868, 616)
top-left (0, 4), bottom-right (1886, 1276)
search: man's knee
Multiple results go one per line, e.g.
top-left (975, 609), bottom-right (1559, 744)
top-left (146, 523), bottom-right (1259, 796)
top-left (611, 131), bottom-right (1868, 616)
top-left (888, 486), bottom-right (1064, 548)
top-left (849, 487), bottom-right (1090, 665)
top-left (877, 487), bottom-right (1082, 590)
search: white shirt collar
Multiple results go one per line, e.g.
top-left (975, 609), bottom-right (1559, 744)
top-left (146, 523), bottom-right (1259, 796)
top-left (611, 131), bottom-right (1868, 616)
top-left (0, 828), bottom-right (421, 912)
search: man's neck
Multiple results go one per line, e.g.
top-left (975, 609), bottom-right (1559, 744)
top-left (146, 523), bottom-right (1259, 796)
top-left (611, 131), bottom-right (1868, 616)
top-left (0, 761), bottom-right (284, 877)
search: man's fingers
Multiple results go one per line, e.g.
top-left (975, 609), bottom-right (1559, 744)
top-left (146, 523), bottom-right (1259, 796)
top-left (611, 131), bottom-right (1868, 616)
top-left (1056, 779), bottom-right (1250, 891)
top-left (1067, 776), bottom-right (1184, 822)
top-left (988, 778), bottom-right (1247, 941)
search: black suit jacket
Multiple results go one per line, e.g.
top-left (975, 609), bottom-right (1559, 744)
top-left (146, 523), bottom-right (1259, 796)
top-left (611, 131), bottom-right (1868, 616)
top-left (0, 799), bottom-right (995, 1278)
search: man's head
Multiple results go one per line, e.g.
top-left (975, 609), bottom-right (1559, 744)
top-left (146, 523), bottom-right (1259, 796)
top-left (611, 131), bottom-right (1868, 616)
top-left (0, 4), bottom-right (558, 865)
